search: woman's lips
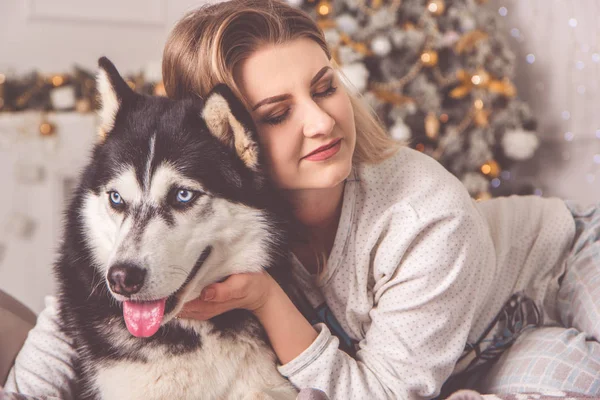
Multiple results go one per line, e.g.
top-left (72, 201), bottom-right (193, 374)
top-left (303, 139), bottom-right (342, 161)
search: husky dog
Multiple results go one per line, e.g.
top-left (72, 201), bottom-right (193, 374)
top-left (54, 57), bottom-right (299, 400)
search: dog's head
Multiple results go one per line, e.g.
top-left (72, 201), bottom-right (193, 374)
top-left (78, 57), bottom-right (286, 337)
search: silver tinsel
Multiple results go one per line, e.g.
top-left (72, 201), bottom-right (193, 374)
top-left (467, 128), bottom-right (494, 167)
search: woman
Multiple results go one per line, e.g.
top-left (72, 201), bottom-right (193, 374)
top-left (6, 0), bottom-right (600, 398)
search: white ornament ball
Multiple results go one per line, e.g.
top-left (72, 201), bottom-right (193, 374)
top-left (50, 85), bottom-right (76, 110)
top-left (285, 0), bottom-right (303, 7)
top-left (502, 129), bottom-right (540, 160)
top-left (338, 45), bottom-right (364, 64)
top-left (404, 102), bottom-right (418, 115)
top-left (371, 35), bottom-right (392, 56)
top-left (461, 172), bottom-right (490, 195)
top-left (324, 29), bottom-right (341, 47)
top-left (460, 15), bottom-right (477, 32)
top-left (340, 63), bottom-right (369, 93)
top-left (336, 14), bottom-right (359, 35)
top-left (390, 120), bottom-right (412, 141)
top-left (391, 29), bottom-right (407, 48)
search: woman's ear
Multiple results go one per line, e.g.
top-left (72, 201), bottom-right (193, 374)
top-left (202, 84), bottom-right (261, 171)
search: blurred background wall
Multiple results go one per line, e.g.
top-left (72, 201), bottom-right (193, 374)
top-left (490, 0), bottom-right (600, 207)
top-left (0, 0), bottom-right (210, 75)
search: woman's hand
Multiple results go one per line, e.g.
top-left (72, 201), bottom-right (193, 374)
top-left (177, 271), bottom-right (276, 320)
top-left (178, 269), bottom-right (318, 364)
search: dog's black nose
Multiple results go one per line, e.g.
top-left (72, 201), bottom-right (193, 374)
top-left (107, 263), bottom-right (146, 296)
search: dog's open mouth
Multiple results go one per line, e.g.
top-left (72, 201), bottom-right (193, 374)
top-left (122, 246), bottom-right (212, 338)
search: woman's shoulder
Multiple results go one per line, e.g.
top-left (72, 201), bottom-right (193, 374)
top-left (355, 146), bottom-right (473, 216)
top-left (358, 146), bottom-right (461, 186)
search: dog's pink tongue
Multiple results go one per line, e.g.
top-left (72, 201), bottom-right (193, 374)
top-left (123, 299), bottom-right (166, 338)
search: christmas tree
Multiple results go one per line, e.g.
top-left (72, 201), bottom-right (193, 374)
top-left (288, 0), bottom-right (540, 199)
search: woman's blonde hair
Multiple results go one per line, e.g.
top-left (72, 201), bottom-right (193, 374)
top-left (162, 0), bottom-right (401, 165)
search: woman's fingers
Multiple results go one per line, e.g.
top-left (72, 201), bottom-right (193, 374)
top-left (177, 275), bottom-right (250, 320)
top-left (201, 274), bottom-right (251, 302)
top-left (178, 298), bottom-right (228, 320)
top-left (176, 272), bottom-right (271, 321)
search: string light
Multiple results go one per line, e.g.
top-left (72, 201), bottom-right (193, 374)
top-left (51, 75), bottom-right (64, 87)
top-left (39, 121), bottom-right (56, 137)
top-left (526, 54), bottom-right (535, 64)
top-left (317, 1), bottom-right (331, 17)
top-left (420, 50), bottom-right (439, 67)
top-left (564, 131), bottom-right (574, 142)
top-left (427, 0), bottom-right (445, 16)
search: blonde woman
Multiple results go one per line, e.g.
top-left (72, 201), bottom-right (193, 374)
top-left (5, 1), bottom-right (600, 399)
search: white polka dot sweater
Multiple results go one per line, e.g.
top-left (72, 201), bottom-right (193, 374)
top-left (278, 147), bottom-right (575, 399)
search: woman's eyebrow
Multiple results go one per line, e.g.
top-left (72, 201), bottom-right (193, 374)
top-left (251, 66), bottom-right (332, 111)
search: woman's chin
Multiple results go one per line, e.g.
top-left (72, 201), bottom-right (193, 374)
top-left (314, 160), bottom-right (352, 188)
top-left (272, 156), bottom-right (352, 190)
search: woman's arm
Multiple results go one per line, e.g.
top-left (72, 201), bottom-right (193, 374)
top-left (4, 296), bottom-right (78, 399)
top-left (253, 279), bottom-right (319, 365)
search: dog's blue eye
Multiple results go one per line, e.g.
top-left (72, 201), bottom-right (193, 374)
top-left (108, 191), bottom-right (124, 206)
top-left (176, 190), bottom-right (195, 203)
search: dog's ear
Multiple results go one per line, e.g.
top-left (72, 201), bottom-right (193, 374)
top-left (202, 84), bottom-right (260, 171)
top-left (96, 57), bottom-right (135, 141)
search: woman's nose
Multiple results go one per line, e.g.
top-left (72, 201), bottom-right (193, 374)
top-left (302, 102), bottom-right (335, 138)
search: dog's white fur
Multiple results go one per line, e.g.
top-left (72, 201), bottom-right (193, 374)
top-left (92, 321), bottom-right (294, 400)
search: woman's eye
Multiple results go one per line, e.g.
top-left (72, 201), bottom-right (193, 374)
top-left (107, 191), bottom-right (125, 209)
top-left (264, 110), bottom-right (290, 126)
top-left (313, 85), bottom-right (338, 99)
top-left (262, 85), bottom-right (337, 126)
top-left (176, 189), bottom-right (195, 203)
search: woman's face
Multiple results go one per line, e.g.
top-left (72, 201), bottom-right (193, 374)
top-left (235, 38), bottom-right (356, 191)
